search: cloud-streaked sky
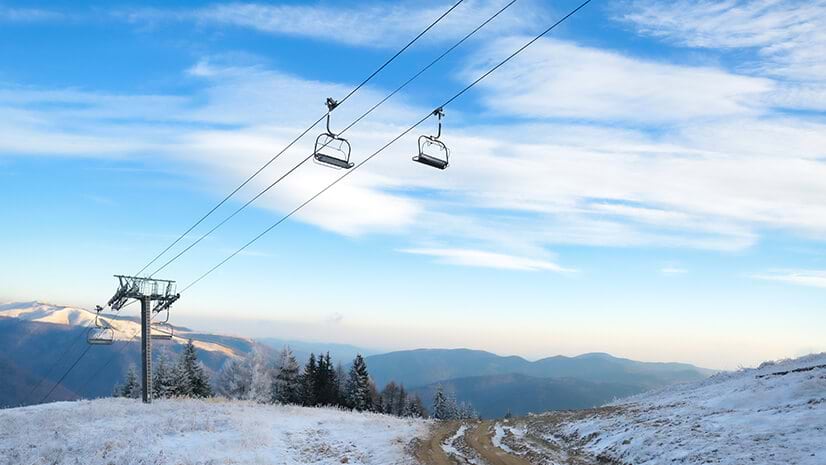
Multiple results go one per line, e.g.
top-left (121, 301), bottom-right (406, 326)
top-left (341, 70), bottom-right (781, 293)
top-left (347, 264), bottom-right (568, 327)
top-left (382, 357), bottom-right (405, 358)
top-left (1, 0), bottom-right (824, 369)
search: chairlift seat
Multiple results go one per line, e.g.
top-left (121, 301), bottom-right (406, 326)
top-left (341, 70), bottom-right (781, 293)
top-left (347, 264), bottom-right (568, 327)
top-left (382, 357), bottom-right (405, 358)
top-left (150, 322), bottom-right (173, 340)
top-left (314, 153), bottom-right (354, 169)
top-left (413, 153), bottom-right (448, 170)
top-left (87, 327), bottom-right (114, 345)
top-left (314, 132), bottom-right (353, 170)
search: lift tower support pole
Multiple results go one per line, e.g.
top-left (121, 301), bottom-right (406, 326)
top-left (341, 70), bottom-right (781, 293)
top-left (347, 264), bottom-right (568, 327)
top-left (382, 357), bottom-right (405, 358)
top-left (105, 275), bottom-right (180, 404)
top-left (140, 295), bottom-right (152, 403)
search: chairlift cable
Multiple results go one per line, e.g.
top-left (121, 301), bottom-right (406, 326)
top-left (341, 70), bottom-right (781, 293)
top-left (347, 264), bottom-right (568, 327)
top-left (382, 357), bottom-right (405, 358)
top-left (22, 318), bottom-right (94, 405)
top-left (337, 0), bottom-right (466, 107)
top-left (179, 0), bottom-right (593, 292)
top-left (146, 0), bottom-right (519, 278)
top-left (39, 344), bottom-right (92, 404)
top-left (79, 329), bottom-right (141, 396)
top-left (43, 312), bottom-right (156, 403)
top-left (181, 112), bottom-right (432, 292)
top-left (132, 0), bottom-right (465, 278)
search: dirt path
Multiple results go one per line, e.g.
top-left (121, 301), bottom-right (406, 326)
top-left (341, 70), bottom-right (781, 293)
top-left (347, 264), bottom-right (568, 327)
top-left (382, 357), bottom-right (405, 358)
top-left (463, 421), bottom-right (533, 465)
top-left (414, 421), bottom-right (460, 465)
top-left (416, 417), bottom-right (604, 465)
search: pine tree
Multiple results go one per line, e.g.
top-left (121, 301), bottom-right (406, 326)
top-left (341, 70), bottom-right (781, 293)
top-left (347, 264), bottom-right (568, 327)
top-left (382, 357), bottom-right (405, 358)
top-left (119, 366), bottom-right (141, 399)
top-left (346, 354), bottom-right (372, 411)
top-left (432, 385), bottom-right (453, 420)
top-left (301, 353), bottom-right (318, 406)
top-left (172, 356), bottom-right (192, 397)
top-left (176, 339), bottom-right (212, 398)
top-left (152, 353), bottom-right (176, 399)
top-left (272, 347), bottom-right (302, 404)
top-left (314, 352), bottom-right (339, 406)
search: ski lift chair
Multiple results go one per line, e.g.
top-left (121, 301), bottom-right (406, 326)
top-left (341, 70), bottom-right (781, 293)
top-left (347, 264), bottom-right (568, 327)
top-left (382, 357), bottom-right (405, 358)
top-left (413, 108), bottom-right (449, 170)
top-left (87, 308), bottom-right (114, 345)
top-left (150, 309), bottom-right (174, 340)
top-left (314, 98), bottom-right (354, 170)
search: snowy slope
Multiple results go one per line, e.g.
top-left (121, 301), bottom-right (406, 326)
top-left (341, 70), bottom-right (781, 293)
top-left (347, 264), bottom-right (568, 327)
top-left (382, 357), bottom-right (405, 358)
top-left (0, 301), bottom-right (243, 357)
top-left (0, 398), bottom-right (430, 465)
top-left (556, 353), bottom-right (826, 465)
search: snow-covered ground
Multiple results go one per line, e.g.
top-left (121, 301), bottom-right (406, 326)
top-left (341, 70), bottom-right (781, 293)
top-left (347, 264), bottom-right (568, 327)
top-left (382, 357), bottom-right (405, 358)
top-left (0, 398), bottom-right (431, 465)
top-left (555, 353), bottom-right (826, 465)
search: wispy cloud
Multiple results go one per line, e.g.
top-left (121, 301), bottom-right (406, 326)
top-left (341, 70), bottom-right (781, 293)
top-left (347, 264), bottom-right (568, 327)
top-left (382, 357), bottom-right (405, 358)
top-left (621, 0), bottom-right (826, 103)
top-left (752, 270), bottom-right (826, 289)
top-left (121, 0), bottom-right (546, 48)
top-left (401, 247), bottom-right (574, 272)
top-left (0, 7), bottom-right (63, 22)
top-left (3, 39), bottom-right (826, 256)
top-left (465, 37), bottom-right (773, 122)
top-left (661, 266), bottom-right (688, 275)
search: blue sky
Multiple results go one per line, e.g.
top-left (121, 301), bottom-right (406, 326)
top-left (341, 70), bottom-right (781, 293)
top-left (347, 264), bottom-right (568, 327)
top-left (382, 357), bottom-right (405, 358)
top-left (1, 0), bottom-right (825, 369)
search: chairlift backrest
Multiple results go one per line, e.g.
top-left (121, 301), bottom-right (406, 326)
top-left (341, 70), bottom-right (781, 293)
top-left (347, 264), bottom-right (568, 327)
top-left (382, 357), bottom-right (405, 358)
top-left (87, 326), bottom-right (114, 345)
top-left (314, 132), bottom-right (353, 169)
top-left (414, 135), bottom-right (450, 170)
top-left (150, 322), bottom-right (174, 340)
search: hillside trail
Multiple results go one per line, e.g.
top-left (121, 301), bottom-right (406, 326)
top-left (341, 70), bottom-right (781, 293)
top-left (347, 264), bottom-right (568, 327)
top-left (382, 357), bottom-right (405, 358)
top-left (414, 421), bottom-right (460, 465)
top-left (415, 414), bottom-right (604, 465)
top-left (464, 421), bottom-right (532, 465)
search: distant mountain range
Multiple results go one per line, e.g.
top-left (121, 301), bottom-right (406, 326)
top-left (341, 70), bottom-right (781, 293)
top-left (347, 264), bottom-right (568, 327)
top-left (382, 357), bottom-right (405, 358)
top-left (365, 348), bottom-right (715, 418)
top-left (0, 301), bottom-right (252, 407)
top-left (0, 301), bottom-right (714, 416)
top-left (365, 348), bottom-right (714, 389)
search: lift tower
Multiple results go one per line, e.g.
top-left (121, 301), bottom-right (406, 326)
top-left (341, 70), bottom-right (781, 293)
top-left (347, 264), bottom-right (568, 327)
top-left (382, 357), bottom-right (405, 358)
top-left (106, 275), bottom-right (180, 403)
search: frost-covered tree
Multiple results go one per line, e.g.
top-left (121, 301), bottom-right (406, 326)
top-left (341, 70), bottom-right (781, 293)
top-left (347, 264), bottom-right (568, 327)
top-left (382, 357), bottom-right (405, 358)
top-left (335, 362), bottom-right (347, 404)
top-left (118, 366), bottom-right (141, 399)
top-left (405, 394), bottom-right (427, 418)
top-left (175, 339), bottom-right (212, 398)
top-left (215, 357), bottom-right (251, 400)
top-left (432, 385), bottom-right (454, 420)
top-left (247, 346), bottom-right (272, 403)
top-left (172, 356), bottom-right (193, 397)
top-left (457, 401), bottom-right (478, 420)
top-left (152, 353), bottom-right (176, 399)
top-left (272, 347), bottom-right (302, 404)
top-left (346, 354), bottom-right (372, 411)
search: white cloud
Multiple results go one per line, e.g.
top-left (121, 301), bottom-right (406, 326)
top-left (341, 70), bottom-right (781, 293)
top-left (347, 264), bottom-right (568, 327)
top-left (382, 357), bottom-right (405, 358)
top-left (3, 48), bottom-right (826, 261)
top-left (464, 37), bottom-right (773, 122)
top-left (123, 0), bottom-right (547, 48)
top-left (0, 7), bottom-right (62, 22)
top-left (622, 1), bottom-right (826, 82)
top-left (753, 270), bottom-right (826, 289)
top-left (401, 247), bottom-right (574, 272)
top-left (661, 266), bottom-right (688, 275)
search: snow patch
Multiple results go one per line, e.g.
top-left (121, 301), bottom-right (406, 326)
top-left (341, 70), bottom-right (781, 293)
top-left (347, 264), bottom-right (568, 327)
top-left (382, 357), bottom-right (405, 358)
top-left (561, 353), bottom-right (826, 465)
